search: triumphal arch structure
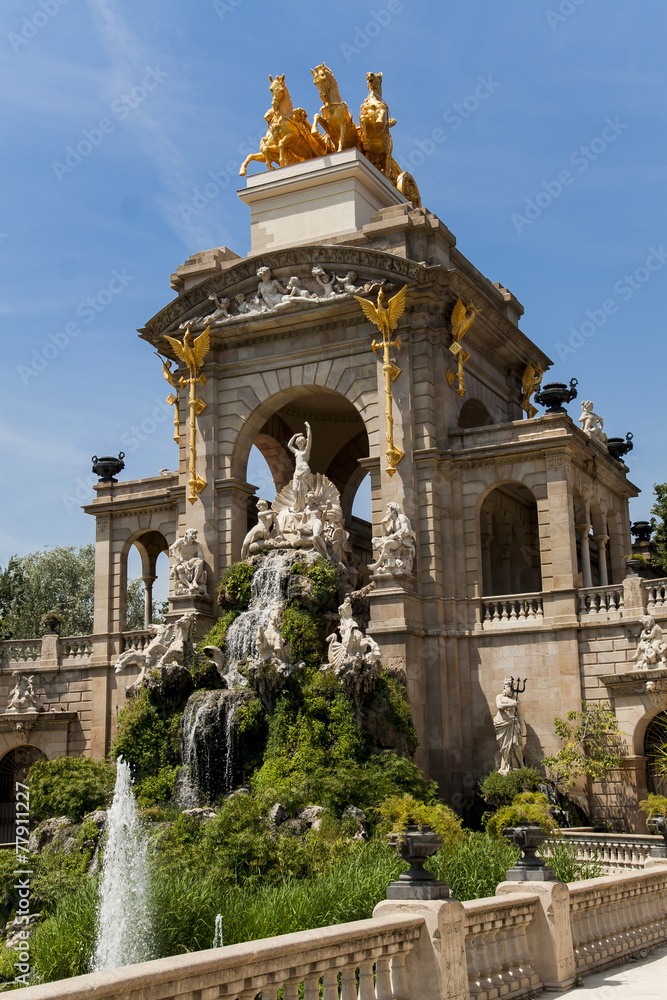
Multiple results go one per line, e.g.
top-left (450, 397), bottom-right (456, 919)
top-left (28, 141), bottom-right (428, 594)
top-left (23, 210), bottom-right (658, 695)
top-left (3, 66), bottom-right (664, 830)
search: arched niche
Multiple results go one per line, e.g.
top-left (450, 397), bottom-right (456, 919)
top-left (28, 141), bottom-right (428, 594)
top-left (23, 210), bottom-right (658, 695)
top-left (480, 483), bottom-right (542, 596)
top-left (120, 530), bottom-right (170, 631)
top-left (458, 398), bottom-right (493, 429)
top-left (0, 745), bottom-right (47, 844)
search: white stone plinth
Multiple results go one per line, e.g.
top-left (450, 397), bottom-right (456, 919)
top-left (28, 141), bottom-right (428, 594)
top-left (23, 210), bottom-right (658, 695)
top-left (237, 148), bottom-right (408, 253)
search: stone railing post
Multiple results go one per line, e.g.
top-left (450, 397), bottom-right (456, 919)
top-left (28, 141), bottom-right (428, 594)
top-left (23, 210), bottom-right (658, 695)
top-left (623, 573), bottom-right (646, 618)
top-left (373, 899), bottom-right (468, 1000)
top-left (495, 881), bottom-right (576, 991)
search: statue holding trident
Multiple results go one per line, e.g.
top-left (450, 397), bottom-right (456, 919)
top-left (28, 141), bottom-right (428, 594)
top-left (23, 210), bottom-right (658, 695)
top-left (287, 421), bottom-right (312, 511)
top-left (494, 677), bottom-right (526, 774)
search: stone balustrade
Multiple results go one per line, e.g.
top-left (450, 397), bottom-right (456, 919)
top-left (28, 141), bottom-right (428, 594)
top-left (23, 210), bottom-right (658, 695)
top-left (462, 894), bottom-right (541, 998)
top-left (568, 868), bottom-right (667, 976)
top-left (0, 639), bottom-right (42, 663)
top-left (556, 831), bottom-right (661, 872)
top-left (481, 594), bottom-right (544, 625)
top-left (59, 636), bottom-right (94, 660)
top-left (578, 584), bottom-right (624, 618)
top-left (645, 577), bottom-right (667, 613)
top-left (13, 866), bottom-right (667, 1000)
top-left (121, 629), bottom-right (153, 652)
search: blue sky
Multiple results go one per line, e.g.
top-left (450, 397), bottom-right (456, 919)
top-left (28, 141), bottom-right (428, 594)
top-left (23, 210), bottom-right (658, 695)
top-left (1, 0), bottom-right (665, 573)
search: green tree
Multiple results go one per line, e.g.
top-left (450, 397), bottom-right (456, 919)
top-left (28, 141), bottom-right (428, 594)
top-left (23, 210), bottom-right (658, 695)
top-left (541, 704), bottom-right (624, 787)
top-left (0, 545), bottom-right (155, 638)
top-left (651, 483), bottom-right (667, 573)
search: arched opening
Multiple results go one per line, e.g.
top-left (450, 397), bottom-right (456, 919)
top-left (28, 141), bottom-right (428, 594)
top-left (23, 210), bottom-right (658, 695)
top-left (480, 483), bottom-right (542, 595)
top-left (0, 746), bottom-right (47, 844)
top-left (458, 398), bottom-right (493, 429)
top-left (238, 386), bottom-right (371, 563)
top-left (644, 712), bottom-right (667, 796)
top-left (124, 531), bottom-right (169, 630)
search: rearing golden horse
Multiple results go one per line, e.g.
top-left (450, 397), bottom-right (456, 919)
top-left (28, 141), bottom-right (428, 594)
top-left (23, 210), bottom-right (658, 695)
top-left (311, 63), bottom-right (359, 154)
top-left (240, 74), bottom-right (325, 176)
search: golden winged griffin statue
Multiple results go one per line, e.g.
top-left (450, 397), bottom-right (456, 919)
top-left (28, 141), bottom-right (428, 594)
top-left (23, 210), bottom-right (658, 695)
top-left (161, 326), bottom-right (210, 504)
top-left (353, 285), bottom-right (407, 476)
top-left (240, 64), bottom-right (420, 207)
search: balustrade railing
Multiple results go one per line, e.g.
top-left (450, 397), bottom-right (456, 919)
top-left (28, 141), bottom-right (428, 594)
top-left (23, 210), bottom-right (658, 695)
top-left (121, 630), bottom-right (153, 652)
top-left (463, 895), bottom-right (541, 999)
top-left (0, 639), bottom-right (42, 663)
top-left (60, 636), bottom-right (94, 659)
top-left (645, 577), bottom-right (667, 613)
top-left (568, 869), bottom-right (667, 976)
top-left (482, 594), bottom-right (544, 625)
top-left (556, 831), bottom-right (660, 872)
top-left (577, 585), bottom-right (624, 618)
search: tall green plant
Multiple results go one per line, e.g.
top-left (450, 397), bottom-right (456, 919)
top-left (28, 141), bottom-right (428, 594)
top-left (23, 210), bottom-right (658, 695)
top-left (542, 704), bottom-right (624, 787)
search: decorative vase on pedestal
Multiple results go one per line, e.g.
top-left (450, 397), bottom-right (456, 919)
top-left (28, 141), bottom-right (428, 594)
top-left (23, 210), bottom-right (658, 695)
top-left (503, 824), bottom-right (559, 881)
top-left (534, 378), bottom-right (578, 414)
top-left (386, 825), bottom-right (451, 900)
top-left (92, 452), bottom-right (126, 483)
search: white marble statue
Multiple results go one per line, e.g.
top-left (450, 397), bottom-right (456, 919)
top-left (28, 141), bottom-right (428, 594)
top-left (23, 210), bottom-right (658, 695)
top-left (324, 500), bottom-right (351, 563)
top-left (203, 292), bottom-right (231, 323)
top-left (6, 672), bottom-right (43, 714)
top-left (633, 615), bottom-right (667, 670)
top-left (241, 499), bottom-right (277, 559)
top-left (334, 270), bottom-right (363, 294)
top-left (256, 607), bottom-right (292, 665)
top-left (369, 502), bottom-right (416, 576)
top-left (287, 421), bottom-right (313, 511)
top-left (281, 275), bottom-right (315, 302)
top-left (234, 292), bottom-right (256, 315)
top-left (114, 613), bottom-right (197, 693)
top-left (325, 595), bottom-right (382, 712)
top-left (494, 678), bottom-right (526, 775)
top-left (312, 265), bottom-right (337, 297)
top-left (202, 645), bottom-right (248, 690)
top-left (254, 266), bottom-right (287, 309)
top-left (169, 529), bottom-right (207, 596)
top-left (296, 491), bottom-right (328, 558)
top-left (579, 400), bottom-right (608, 445)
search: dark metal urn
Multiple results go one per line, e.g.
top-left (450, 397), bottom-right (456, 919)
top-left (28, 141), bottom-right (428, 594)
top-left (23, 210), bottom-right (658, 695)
top-left (607, 433), bottom-right (633, 462)
top-left (534, 378), bottom-right (578, 414)
top-left (631, 521), bottom-right (652, 544)
top-left (42, 614), bottom-right (62, 634)
top-left (647, 816), bottom-right (667, 858)
top-left (503, 824), bottom-right (559, 881)
top-left (92, 452), bottom-right (125, 483)
top-left (625, 556), bottom-right (645, 577)
top-left (386, 825), bottom-right (451, 900)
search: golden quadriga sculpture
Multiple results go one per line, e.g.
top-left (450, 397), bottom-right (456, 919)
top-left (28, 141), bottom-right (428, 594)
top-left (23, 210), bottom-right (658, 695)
top-left (241, 65), bottom-right (420, 207)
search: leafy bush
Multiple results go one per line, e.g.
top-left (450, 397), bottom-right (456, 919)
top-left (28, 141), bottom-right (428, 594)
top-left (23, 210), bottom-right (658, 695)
top-left (279, 607), bottom-right (323, 668)
top-left (486, 791), bottom-right (559, 838)
top-left (111, 689), bottom-right (181, 782)
top-left (197, 608), bottom-right (241, 652)
top-left (544, 839), bottom-right (603, 881)
top-left (429, 832), bottom-right (520, 899)
top-left (289, 559), bottom-right (338, 615)
top-left (376, 793), bottom-right (464, 844)
top-left (28, 877), bottom-right (98, 983)
top-left (542, 704), bottom-right (624, 786)
top-left (27, 757), bottom-right (115, 823)
top-left (217, 561), bottom-right (254, 610)
top-left (479, 768), bottom-right (543, 807)
top-left (639, 793), bottom-right (667, 819)
top-left (136, 766), bottom-right (178, 808)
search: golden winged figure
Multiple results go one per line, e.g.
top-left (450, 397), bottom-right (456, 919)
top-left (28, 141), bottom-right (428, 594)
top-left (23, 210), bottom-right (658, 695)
top-left (163, 326), bottom-right (210, 375)
top-left (450, 298), bottom-right (479, 342)
top-left (353, 285), bottom-right (407, 340)
top-left (521, 362), bottom-right (544, 418)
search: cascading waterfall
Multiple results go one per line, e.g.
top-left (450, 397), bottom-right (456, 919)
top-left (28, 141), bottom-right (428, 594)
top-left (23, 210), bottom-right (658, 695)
top-left (91, 758), bottom-right (153, 972)
top-left (212, 913), bottom-right (224, 949)
top-left (181, 689), bottom-right (247, 798)
top-left (224, 551), bottom-right (294, 667)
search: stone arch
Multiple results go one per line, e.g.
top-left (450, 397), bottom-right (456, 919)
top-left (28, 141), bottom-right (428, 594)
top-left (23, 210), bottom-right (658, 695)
top-left (253, 413), bottom-right (294, 492)
top-left (458, 398), bottom-right (493, 429)
top-left (479, 482), bottom-right (541, 595)
top-left (0, 745), bottom-right (47, 844)
top-left (119, 529), bottom-right (170, 631)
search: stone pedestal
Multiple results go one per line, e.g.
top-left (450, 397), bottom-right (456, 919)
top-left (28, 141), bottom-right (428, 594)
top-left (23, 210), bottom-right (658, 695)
top-left (237, 148), bottom-right (407, 253)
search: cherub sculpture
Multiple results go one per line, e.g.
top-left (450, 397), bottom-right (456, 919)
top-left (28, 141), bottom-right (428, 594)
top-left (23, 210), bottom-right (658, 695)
top-left (633, 615), bottom-right (667, 670)
top-left (579, 400), bottom-right (608, 445)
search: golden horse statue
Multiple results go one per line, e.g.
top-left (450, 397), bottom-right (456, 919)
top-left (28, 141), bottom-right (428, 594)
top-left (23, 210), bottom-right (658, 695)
top-left (359, 72), bottom-right (395, 175)
top-left (311, 62), bottom-right (359, 153)
top-left (240, 74), bottom-right (325, 176)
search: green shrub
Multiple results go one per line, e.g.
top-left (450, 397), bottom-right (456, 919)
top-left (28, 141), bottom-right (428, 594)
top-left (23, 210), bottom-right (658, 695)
top-left (289, 559), bottom-right (338, 615)
top-left (376, 793), bottom-right (464, 844)
top-left (217, 561), bottom-right (254, 610)
top-left (28, 877), bottom-right (98, 983)
top-left (27, 757), bottom-right (115, 823)
top-left (111, 689), bottom-right (181, 782)
top-left (430, 832), bottom-right (520, 900)
top-left (638, 793), bottom-right (667, 819)
top-left (136, 766), bottom-right (178, 808)
top-left (197, 608), bottom-right (241, 652)
top-left (479, 768), bottom-right (543, 807)
top-left (279, 607), bottom-right (323, 667)
top-left (545, 839), bottom-right (603, 881)
top-left (486, 791), bottom-right (559, 838)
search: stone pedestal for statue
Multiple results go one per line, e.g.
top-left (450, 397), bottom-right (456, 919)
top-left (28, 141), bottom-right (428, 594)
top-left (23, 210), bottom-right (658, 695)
top-left (238, 148), bottom-right (407, 253)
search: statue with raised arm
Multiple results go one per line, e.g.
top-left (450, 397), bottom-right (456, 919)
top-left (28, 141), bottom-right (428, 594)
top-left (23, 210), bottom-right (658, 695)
top-left (169, 528), bottom-right (207, 596)
top-left (633, 615), bottom-right (667, 670)
top-left (369, 502), bottom-right (416, 575)
top-left (494, 678), bottom-right (526, 774)
top-left (287, 422), bottom-right (313, 511)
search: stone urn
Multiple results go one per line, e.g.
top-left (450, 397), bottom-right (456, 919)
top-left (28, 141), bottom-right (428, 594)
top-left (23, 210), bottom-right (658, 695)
top-left (503, 824), bottom-right (558, 881)
top-left (92, 452), bottom-right (125, 483)
top-left (42, 612), bottom-right (62, 635)
top-left (534, 378), bottom-right (578, 414)
top-left (607, 433), bottom-right (633, 462)
top-left (386, 825), bottom-right (451, 900)
top-left (631, 521), bottom-right (652, 544)
top-left (647, 816), bottom-right (667, 858)
top-left (625, 556), bottom-right (645, 577)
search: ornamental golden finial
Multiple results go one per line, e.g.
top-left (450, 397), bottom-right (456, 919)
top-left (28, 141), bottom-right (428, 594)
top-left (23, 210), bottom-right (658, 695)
top-left (155, 352), bottom-right (180, 444)
top-left (354, 285), bottom-right (407, 476)
top-left (446, 298), bottom-right (479, 398)
top-left (521, 363), bottom-right (545, 418)
top-left (162, 326), bottom-right (210, 504)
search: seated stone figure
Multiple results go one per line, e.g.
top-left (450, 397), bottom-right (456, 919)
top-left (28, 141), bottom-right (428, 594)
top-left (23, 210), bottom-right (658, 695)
top-left (241, 499), bottom-right (277, 559)
top-left (169, 529), bottom-right (207, 596)
top-left (633, 615), bottom-right (667, 670)
top-left (369, 502), bottom-right (416, 575)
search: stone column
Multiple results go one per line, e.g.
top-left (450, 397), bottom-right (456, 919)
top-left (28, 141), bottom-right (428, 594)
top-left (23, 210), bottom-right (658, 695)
top-left (141, 574), bottom-right (156, 628)
top-left (576, 522), bottom-right (593, 588)
top-left (593, 534), bottom-right (609, 587)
